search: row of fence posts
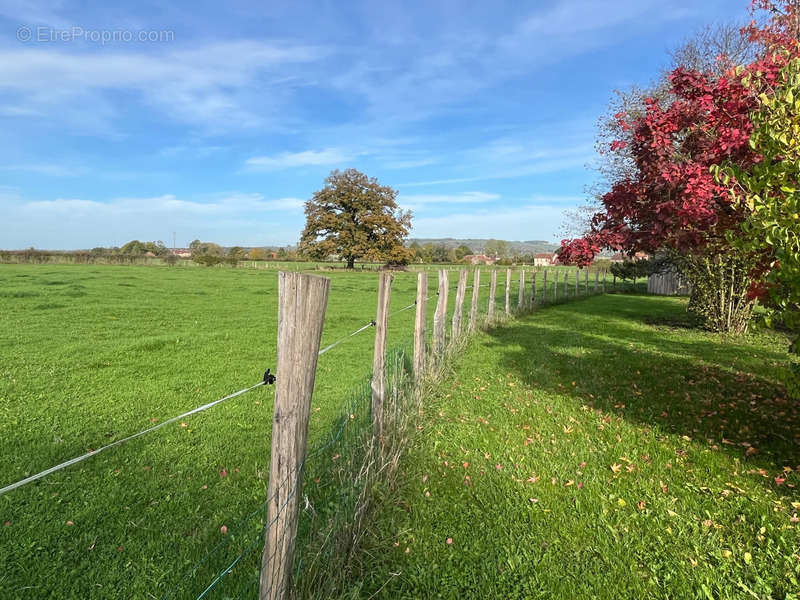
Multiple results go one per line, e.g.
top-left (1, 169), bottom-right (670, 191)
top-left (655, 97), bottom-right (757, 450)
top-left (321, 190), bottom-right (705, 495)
top-left (258, 266), bottom-right (609, 599)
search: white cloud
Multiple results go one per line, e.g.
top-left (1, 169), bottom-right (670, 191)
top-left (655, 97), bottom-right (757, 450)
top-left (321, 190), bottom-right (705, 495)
top-left (411, 198), bottom-right (582, 242)
top-left (1, 163), bottom-right (87, 177)
top-left (398, 191), bottom-right (498, 211)
top-left (0, 41), bottom-right (325, 132)
top-left (244, 148), bottom-right (351, 171)
top-left (3, 193), bottom-right (306, 248)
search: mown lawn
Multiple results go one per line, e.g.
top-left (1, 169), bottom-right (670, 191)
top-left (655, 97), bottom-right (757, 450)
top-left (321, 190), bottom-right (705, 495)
top-left (361, 294), bottom-right (800, 599)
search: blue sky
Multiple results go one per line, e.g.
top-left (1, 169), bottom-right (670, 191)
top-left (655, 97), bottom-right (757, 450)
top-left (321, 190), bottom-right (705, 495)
top-left (0, 0), bottom-right (743, 249)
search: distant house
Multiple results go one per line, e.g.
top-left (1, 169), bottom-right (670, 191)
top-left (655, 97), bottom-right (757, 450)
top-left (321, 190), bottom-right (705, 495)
top-left (533, 253), bottom-right (557, 266)
top-left (610, 251), bottom-right (650, 263)
top-left (463, 254), bottom-right (496, 265)
top-left (171, 248), bottom-right (192, 258)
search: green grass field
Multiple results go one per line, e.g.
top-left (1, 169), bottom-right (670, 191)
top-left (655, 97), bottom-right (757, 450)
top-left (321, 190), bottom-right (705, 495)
top-left (0, 262), bottom-right (609, 598)
top-left (357, 294), bottom-right (800, 599)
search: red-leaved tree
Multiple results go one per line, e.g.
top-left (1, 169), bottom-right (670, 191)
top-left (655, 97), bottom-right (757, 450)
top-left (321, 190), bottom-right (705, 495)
top-left (558, 0), bottom-right (799, 333)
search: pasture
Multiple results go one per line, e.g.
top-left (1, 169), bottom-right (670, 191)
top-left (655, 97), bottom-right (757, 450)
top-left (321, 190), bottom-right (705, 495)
top-left (0, 262), bottom-right (604, 598)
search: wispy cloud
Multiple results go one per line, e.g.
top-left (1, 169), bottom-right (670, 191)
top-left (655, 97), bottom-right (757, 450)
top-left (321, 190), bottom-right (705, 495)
top-left (398, 191), bottom-right (498, 211)
top-left (411, 198), bottom-right (582, 242)
top-left (3, 192), bottom-right (306, 248)
top-left (1, 163), bottom-right (87, 177)
top-left (0, 41), bottom-right (325, 133)
top-left (244, 148), bottom-right (351, 171)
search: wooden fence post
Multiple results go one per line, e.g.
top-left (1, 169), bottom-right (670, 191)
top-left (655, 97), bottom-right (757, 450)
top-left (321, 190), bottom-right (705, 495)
top-left (554, 269), bottom-right (559, 302)
top-left (433, 270), bottom-right (448, 356)
top-left (585, 268), bottom-right (589, 294)
top-left (488, 270), bottom-right (497, 321)
top-left (469, 269), bottom-right (481, 332)
top-left (518, 269), bottom-right (525, 310)
top-left (563, 271), bottom-right (568, 299)
top-left (531, 271), bottom-right (537, 306)
top-left (594, 269), bottom-right (599, 292)
top-left (452, 269), bottom-right (467, 338)
top-left (504, 269), bottom-right (511, 315)
top-left (371, 272), bottom-right (393, 442)
top-left (542, 269), bottom-right (548, 303)
top-left (413, 272), bottom-right (427, 379)
top-left (575, 267), bottom-right (579, 297)
top-left (260, 272), bottom-right (330, 600)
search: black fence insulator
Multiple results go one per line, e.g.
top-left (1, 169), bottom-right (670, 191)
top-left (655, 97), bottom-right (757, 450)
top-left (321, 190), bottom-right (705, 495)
top-left (370, 320), bottom-right (377, 327)
top-left (263, 369), bottom-right (276, 385)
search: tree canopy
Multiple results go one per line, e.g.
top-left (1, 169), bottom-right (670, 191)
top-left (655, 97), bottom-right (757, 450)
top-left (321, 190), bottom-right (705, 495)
top-left (299, 169), bottom-right (413, 268)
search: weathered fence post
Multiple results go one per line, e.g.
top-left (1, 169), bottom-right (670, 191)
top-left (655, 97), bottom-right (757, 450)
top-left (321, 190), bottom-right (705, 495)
top-left (563, 271), bottom-right (568, 299)
top-left (518, 269), bottom-right (525, 309)
top-left (452, 269), bottom-right (467, 338)
top-left (504, 269), bottom-right (511, 316)
top-left (554, 269), bottom-right (559, 302)
top-left (488, 270), bottom-right (497, 321)
top-left (594, 269), bottom-right (599, 292)
top-left (585, 268), bottom-right (589, 294)
top-left (413, 272), bottom-right (427, 380)
top-left (433, 270), bottom-right (448, 357)
top-left (575, 267), bottom-right (579, 297)
top-left (531, 271), bottom-right (537, 306)
top-left (260, 272), bottom-right (330, 600)
top-left (371, 271), bottom-right (393, 442)
top-left (543, 269), bottom-right (548, 304)
top-left (469, 269), bottom-right (481, 331)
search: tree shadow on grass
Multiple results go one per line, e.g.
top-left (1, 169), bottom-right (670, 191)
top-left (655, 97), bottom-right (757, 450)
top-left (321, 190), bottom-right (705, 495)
top-left (483, 294), bottom-right (800, 493)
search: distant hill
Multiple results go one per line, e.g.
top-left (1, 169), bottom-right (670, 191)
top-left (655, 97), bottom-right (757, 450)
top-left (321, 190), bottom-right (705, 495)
top-left (407, 238), bottom-right (558, 255)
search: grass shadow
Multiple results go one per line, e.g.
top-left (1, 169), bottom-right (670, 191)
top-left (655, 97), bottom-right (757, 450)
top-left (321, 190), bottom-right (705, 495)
top-left (483, 294), bottom-right (800, 493)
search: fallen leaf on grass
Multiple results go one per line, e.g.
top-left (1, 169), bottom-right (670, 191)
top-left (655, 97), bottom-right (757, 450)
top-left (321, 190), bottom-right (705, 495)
top-left (611, 463), bottom-right (622, 473)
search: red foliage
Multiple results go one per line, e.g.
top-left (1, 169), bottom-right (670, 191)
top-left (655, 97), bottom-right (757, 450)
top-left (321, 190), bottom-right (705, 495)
top-left (558, 1), bottom-right (799, 266)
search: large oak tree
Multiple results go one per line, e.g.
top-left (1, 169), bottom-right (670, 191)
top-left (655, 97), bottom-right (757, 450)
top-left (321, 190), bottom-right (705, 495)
top-left (299, 169), bottom-right (413, 268)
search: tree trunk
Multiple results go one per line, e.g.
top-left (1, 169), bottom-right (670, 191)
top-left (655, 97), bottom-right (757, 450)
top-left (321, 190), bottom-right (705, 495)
top-left (346, 257), bottom-right (355, 269)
